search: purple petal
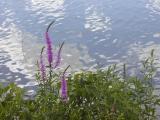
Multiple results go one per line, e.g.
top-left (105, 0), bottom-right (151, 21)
top-left (60, 74), bottom-right (68, 102)
top-left (45, 32), bottom-right (53, 66)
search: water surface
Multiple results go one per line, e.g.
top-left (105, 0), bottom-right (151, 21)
top-left (1, 0), bottom-right (160, 91)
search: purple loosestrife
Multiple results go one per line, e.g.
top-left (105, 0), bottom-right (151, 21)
top-left (45, 20), bottom-right (55, 66)
top-left (61, 74), bottom-right (68, 102)
top-left (54, 42), bottom-right (64, 68)
top-left (45, 32), bottom-right (53, 66)
top-left (60, 65), bottom-right (70, 102)
top-left (40, 47), bottom-right (46, 81)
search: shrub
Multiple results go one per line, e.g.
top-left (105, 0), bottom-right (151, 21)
top-left (0, 61), bottom-right (160, 120)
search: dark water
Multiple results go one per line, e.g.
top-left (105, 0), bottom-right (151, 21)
top-left (1, 0), bottom-right (160, 91)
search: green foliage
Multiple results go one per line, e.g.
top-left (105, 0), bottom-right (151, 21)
top-left (0, 83), bottom-right (26, 119)
top-left (0, 53), bottom-right (160, 120)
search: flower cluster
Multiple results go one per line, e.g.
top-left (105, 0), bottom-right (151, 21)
top-left (45, 31), bottom-right (53, 66)
top-left (38, 20), bottom-right (69, 102)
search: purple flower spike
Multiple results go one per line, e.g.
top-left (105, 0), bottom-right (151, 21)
top-left (40, 47), bottom-right (46, 81)
top-left (45, 20), bottom-right (55, 66)
top-left (54, 42), bottom-right (64, 68)
top-left (60, 65), bottom-right (70, 102)
top-left (61, 75), bottom-right (68, 102)
top-left (45, 32), bottom-right (53, 66)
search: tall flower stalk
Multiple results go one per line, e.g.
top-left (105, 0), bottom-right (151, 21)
top-left (45, 21), bottom-right (55, 87)
top-left (60, 65), bottom-right (70, 102)
top-left (45, 20), bottom-right (55, 67)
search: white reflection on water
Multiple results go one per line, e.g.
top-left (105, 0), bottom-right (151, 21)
top-left (153, 32), bottom-right (160, 38)
top-left (0, 23), bottom-right (26, 74)
top-left (85, 5), bottom-right (111, 32)
top-left (0, 11), bottom-right (43, 81)
top-left (0, 22), bottom-right (39, 91)
top-left (25, 0), bottom-right (65, 19)
top-left (147, 0), bottom-right (160, 14)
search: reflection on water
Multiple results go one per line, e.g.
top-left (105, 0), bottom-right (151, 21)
top-left (0, 24), bottom-right (25, 73)
top-left (25, 0), bottom-right (65, 19)
top-left (147, 0), bottom-right (160, 14)
top-left (85, 6), bottom-right (111, 32)
top-left (0, 23), bottom-right (38, 94)
top-left (1, 0), bottom-right (160, 90)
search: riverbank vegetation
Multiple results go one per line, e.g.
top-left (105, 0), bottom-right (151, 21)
top-left (1, 21), bottom-right (160, 120)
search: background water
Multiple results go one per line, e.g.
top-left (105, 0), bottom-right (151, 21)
top-left (1, 0), bottom-right (160, 93)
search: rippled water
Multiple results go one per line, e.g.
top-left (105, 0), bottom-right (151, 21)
top-left (1, 0), bottom-right (160, 91)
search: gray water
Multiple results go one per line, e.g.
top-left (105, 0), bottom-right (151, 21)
top-left (1, 0), bottom-right (160, 92)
